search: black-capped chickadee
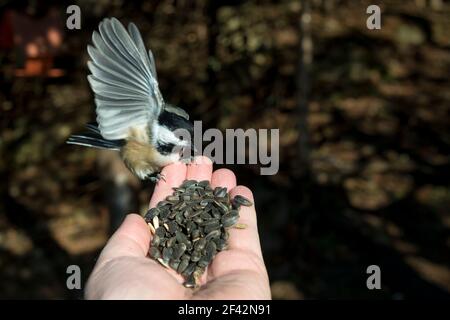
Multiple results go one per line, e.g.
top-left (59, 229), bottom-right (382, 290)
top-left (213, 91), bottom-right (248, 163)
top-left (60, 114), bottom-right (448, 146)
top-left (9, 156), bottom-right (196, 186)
top-left (67, 18), bottom-right (194, 181)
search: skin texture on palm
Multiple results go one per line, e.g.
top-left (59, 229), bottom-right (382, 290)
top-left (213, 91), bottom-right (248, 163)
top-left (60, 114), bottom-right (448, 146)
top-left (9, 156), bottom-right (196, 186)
top-left (85, 156), bottom-right (271, 300)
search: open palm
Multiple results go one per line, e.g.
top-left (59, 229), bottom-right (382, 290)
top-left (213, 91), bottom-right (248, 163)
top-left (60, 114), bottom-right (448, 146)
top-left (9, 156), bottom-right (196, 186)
top-left (85, 156), bottom-right (271, 299)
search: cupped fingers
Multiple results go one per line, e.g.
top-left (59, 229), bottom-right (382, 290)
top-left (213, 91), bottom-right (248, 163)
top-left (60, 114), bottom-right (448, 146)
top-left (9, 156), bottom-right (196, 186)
top-left (186, 156), bottom-right (213, 182)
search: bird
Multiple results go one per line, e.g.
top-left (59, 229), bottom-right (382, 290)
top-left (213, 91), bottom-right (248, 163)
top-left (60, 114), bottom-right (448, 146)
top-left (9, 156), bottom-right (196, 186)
top-left (67, 18), bottom-right (194, 182)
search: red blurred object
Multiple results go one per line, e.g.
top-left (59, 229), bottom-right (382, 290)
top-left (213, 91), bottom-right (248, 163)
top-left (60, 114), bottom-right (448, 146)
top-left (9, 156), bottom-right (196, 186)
top-left (0, 11), bottom-right (14, 50)
top-left (1, 7), bottom-right (65, 78)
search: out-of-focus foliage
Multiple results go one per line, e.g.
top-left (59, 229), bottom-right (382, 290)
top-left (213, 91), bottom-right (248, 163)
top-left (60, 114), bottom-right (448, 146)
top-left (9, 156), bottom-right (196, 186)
top-left (0, 0), bottom-right (449, 299)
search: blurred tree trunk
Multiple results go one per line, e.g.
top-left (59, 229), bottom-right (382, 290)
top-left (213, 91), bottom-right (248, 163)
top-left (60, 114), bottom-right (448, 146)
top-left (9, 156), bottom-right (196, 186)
top-left (296, 0), bottom-right (313, 176)
top-left (203, 0), bottom-right (220, 122)
top-left (203, 0), bottom-right (241, 123)
top-left (97, 151), bottom-right (139, 234)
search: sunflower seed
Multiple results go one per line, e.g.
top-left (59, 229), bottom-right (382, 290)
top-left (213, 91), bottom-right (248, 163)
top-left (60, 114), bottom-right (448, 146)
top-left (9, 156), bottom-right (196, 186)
top-left (166, 221), bottom-right (178, 234)
top-left (175, 211), bottom-right (184, 224)
top-left (181, 254), bottom-right (191, 261)
top-left (198, 180), bottom-right (209, 188)
top-left (194, 238), bottom-right (207, 251)
top-left (197, 255), bottom-right (211, 268)
top-left (182, 262), bottom-right (196, 277)
top-left (166, 236), bottom-right (177, 248)
top-left (214, 238), bottom-right (228, 251)
top-left (211, 208), bottom-right (221, 219)
top-left (181, 180), bottom-right (197, 188)
top-left (199, 218), bottom-right (220, 227)
top-left (157, 200), bottom-right (172, 207)
top-left (221, 230), bottom-right (230, 241)
top-left (205, 240), bottom-right (217, 257)
top-left (204, 222), bottom-right (221, 234)
top-left (221, 210), bottom-right (239, 228)
top-left (186, 209), bottom-right (201, 219)
top-left (232, 195), bottom-right (253, 207)
top-left (149, 247), bottom-right (161, 259)
top-left (183, 274), bottom-right (197, 288)
top-left (151, 234), bottom-right (160, 247)
top-left (157, 258), bottom-right (170, 268)
top-left (159, 208), bottom-right (170, 220)
top-left (144, 208), bottom-right (159, 223)
top-left (167, 195), bottom-right (180, 202)
top-left (193, 216), bottom-right (203, 224)
top-left (162, 247), bottom-right (173, 261)
top-left (205, 229), bottom-right (221, 240)
top-left (155, 227), bottom-right (166, 238)
top-left (190, 250), bottom-right (201, 262)
top-left (176, 231), bottom-right (189, 244)
top-left (153, 216), bottom-right (160, 229)
top-left (172, 243), bottom-right (187, 260)
top-left (213, 200), bottom-right (229, 214)
top-left (186, 221), bottom-right (196, 233)
top-left (191, 229), bottom-right (201, 240)
top-left (177, 259), bottom-right (189, 274)
top-left (193, 266), bottom-right (205, 280)
top-left (169, 259), bottom-right (180, 270)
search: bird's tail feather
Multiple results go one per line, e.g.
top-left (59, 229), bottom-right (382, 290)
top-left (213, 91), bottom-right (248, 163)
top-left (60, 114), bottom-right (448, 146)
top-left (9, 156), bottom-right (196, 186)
top-left (66, 122), bottom-right (125, 150)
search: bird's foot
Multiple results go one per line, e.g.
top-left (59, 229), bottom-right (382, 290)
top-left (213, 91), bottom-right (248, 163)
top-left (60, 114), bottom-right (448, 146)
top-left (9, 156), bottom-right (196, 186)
top-left (148, 173), bottom-right (166, 183)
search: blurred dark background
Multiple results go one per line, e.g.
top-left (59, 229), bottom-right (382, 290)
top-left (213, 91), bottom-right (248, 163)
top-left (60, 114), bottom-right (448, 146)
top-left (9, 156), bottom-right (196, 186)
top-left (0, 0), bottom-right (449, 299)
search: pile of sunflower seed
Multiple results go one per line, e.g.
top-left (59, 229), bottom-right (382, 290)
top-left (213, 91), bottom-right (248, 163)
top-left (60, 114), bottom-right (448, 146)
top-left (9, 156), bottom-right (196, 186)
top-left (144, 179), bottom-right (252, 288)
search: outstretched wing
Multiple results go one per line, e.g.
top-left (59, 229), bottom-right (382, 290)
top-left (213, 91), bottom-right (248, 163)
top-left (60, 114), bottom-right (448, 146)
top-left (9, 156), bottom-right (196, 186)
top-left (87, 18), bottom-right (164, 140)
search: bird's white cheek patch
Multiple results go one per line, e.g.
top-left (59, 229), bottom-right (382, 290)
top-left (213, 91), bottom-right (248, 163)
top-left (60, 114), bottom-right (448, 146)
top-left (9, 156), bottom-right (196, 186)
top-left (157, 125), bottom-right (181, 145)
top-left (154, 152), bottom-right (181, 168)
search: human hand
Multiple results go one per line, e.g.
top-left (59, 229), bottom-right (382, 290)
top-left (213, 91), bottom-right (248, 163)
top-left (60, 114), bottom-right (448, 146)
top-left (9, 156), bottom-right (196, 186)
top-left (85, 156), bottom-right (271, 300)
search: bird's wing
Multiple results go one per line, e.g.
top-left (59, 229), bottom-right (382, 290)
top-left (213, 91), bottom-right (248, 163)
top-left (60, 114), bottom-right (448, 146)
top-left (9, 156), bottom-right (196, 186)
top-left (164, 104), bottom-right (190, 120)
top-left (87, 18), bottom-right (164, 140)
